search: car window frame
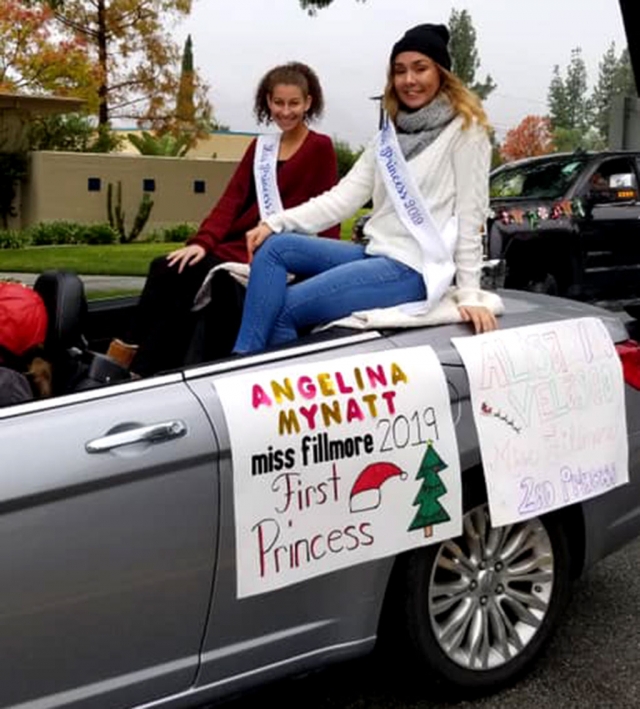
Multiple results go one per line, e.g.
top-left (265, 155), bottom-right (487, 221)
top-left (489, 155), bottom-right (590, 201)
top-left (578, 155), bottom-right (640, 206)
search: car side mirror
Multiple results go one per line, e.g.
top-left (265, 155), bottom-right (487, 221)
top-left (587, 187), bottom-right (637, 206)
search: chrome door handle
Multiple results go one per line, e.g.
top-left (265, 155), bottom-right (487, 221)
top-left (86, 420), bottom-right (187, 453)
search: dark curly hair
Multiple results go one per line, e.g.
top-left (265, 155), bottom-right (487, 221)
top-left (253, 62), bottom-right (325, 125)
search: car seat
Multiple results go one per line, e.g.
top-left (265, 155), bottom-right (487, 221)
top-left (33, 270), bottom-right (130, 394)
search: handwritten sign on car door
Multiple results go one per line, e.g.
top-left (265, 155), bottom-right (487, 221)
top-left (214, 346), bottom-right (462, 598)
top-left (453, 317), bottom-right (628, 527)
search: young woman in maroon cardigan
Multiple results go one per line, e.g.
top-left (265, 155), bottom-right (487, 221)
top-left (117, 62), bottom-right (339, 376)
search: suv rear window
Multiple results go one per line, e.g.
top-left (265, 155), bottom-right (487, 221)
top-left (490, 156), bottom-right (589, 200)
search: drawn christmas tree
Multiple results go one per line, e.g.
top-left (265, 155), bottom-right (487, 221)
top-left (408, 441), bottom-right (451, 538)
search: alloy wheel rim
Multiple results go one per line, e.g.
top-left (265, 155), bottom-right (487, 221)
top-left (428, 505), bottom-right (554, 671)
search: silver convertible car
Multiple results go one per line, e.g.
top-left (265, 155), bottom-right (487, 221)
top-left (2, 269), bottom-right (640, 709)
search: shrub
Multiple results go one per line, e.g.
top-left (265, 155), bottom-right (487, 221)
top-left (0, 229), bottom-right (27, 249)
top-left (20, 221), bottom-right (117, 246)
top-left (161, 223), bottom-right (199, 243)
top-left (82, 223), bottom-right (118, 245)
top-left (28, 221), bottom-right (84, 246)
top-left (143, 228), bottom-right (164, 243)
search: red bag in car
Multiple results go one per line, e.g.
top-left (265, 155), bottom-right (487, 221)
top-left (0, 282), bottom-right (48, 357)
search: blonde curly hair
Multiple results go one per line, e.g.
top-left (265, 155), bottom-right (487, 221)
top-left (383, 63), bottom-right (490, 132)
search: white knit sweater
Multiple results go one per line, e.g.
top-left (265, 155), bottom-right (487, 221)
top-left (266, 115), bottom-right (491, 306)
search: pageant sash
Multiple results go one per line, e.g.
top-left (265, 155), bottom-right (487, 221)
top-left (376, 117), bottom-right (457, 314)
top-left (254, 134), bottom-right (284, 220)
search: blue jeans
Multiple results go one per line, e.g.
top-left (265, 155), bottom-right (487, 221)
top-left (233, 233), bottom-right (426, 353)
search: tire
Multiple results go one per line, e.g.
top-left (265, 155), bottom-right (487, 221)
top-left (398, 504), bottom-right (572, 694)
top-left (528, 273), bottom-right (558, 295)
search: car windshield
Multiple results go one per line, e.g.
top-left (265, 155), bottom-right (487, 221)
top-left (490, 156), bottom-right (589, 200)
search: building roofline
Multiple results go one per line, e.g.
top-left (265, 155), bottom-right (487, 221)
top-left (0, 92), bottom-right (85, 115)
top-left (114, 127), bottom-right (259, 137)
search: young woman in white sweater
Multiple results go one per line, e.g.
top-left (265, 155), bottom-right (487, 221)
top-left (234, 23), bottom-right (497, 354)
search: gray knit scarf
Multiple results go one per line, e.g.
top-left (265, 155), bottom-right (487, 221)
top-left (395, 94), bottom-right (456, 161)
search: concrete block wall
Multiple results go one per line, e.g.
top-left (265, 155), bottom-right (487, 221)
top-left (20, 151), bottom-right (239, 234)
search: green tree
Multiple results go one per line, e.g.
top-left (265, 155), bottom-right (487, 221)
top-left (408, 442), bottom-right (451, 538)
top-left (565, 48), bottom-right (588, 128)
top-left (489, 129), bottom-right (503, 169)
top-left (617, 49), bottom-right (637, 98)
top-left (175, 34), bottom-right (196, 128)
top-left (27, 114), bottom-right (122, 152)
top-left (299, 0), bottom-right (333, 13)
top-left (547, 48), bottom-right (588, 132)
top-left (448, 8), bottom-right (496, 100)
top-left (547, 65), bottom-right (569, 131)
top-left (591, 43), bottom-right (636, 145)
top-left (547, 47), bottom-right (590, 152)
top-left (592, 42), bottom-right (619, 142)
top-left (169, 33), bottom-right (218, 146)
top-left (333, 138), bottom-right (363, 179)
top-left (299, 0), bottom-right (365, 14)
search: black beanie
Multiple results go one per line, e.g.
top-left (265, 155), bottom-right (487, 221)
top-left (390, 24), bottom-right (451, 72)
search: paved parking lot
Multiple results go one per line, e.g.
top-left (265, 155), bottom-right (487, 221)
top-left (222, 535), bottom-right (640, 709)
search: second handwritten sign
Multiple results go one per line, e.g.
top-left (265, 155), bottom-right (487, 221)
top-left (453, 317), bottom-right (628, 527)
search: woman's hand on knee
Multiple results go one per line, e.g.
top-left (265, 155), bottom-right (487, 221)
top-left (246, 223), bottom-right (273, 263)
top-left (166, 244), bottom-right (206, 273)
top-left (458, 305), bottom-right (498, 334)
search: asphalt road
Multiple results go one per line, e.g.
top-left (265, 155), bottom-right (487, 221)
top-left (221, 535), bottom-right (640, 709)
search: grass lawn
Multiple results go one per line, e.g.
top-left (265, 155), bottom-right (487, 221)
top-left (0, 210), bottom-right (370, 276)
top-left (0, 243), bottom-right (175, 276)
top-left (86, 289), bottom-right (143, 300)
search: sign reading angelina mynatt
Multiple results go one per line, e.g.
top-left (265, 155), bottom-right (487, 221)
top-left (214, 346), bottom-right (462, 598)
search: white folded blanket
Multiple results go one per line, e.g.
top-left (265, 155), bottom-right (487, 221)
top-left (192, 261), bottom-right (504, 330)
top-left (193, 263), bottom-right (250, 311)
top-left (321, 287), bottom-right (504, 330)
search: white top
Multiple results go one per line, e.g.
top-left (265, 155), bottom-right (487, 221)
top-left (265, 115), bottom-right (491, 306)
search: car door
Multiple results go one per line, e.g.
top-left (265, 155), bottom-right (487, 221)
top-left (0, 374), bottom-right (219, 709)
top-left (577, 155), bottom-right (640, 299)
top-left (185, 334), bottom-right (400, 698)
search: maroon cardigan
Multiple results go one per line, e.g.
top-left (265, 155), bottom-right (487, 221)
top-left (189, 130), bottom-right (340, 263)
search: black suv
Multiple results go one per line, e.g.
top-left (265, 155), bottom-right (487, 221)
top-left (488, 151), bottom-right (640, 306)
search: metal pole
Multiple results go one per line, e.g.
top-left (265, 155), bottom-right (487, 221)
top-left (619, 0), bottom-right (640, 96)
top-left (369, 94), bottom-right (384, 129)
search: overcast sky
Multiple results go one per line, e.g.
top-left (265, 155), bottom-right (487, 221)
top-left (175, 0), bottom-right (629, 146)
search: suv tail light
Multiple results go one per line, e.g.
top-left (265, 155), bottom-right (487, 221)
top-left (616, 340), bottom-right (640, 390)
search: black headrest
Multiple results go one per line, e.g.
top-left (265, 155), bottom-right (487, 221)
top-left (33, 270), bottom-right (87, 351)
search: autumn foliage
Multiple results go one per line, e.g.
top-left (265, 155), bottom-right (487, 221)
top-left (0, 1), bottom-right (99, 107)
top-left (1, 1), bottom-right (212, 135)
top-left (500, 115), bottom-right (556, 163)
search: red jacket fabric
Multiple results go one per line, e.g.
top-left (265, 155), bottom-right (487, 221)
top-left (189, 130), bottom-right (340, 263)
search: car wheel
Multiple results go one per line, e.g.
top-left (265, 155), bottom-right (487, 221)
top-left (528, 273), bottom-right (558, 295)
top-left (400, 504), bottom-right (572, 693)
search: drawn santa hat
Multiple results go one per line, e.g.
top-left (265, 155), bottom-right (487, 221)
top-left (349, 462), bottom-right (407, 513)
